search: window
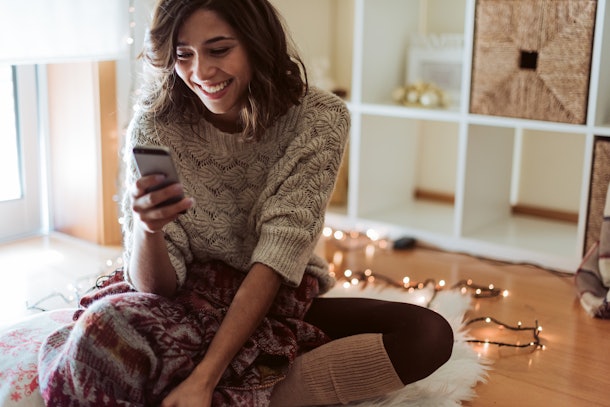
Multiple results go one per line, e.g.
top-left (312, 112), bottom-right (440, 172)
top-left (0, 64), bottom-right (42, 241)
top-left (0, 65), bottom-right (22, 202)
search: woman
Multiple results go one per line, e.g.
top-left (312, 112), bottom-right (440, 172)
top-left (38, 0), bottom-right (453, 406)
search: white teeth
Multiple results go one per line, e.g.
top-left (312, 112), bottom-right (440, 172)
top-left (202, 79), bottom-right (230, 94)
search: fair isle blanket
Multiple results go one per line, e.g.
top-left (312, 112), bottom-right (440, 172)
top-left (575, 181), bottom-right (610, 318)
top-left (37, 262), bottom-right (328, 406)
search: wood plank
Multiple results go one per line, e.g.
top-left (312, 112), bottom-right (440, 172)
top-left (316, 238), bottom-right (610, 406)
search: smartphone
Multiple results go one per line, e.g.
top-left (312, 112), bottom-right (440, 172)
top-left (132, 145), bottom-right (185, 208)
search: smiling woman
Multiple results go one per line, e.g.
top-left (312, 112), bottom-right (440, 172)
top-left (0, 65), bottom-right (22, 202)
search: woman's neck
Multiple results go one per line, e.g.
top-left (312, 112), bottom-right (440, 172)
top-left (204, 110), bottom-right (243, 134)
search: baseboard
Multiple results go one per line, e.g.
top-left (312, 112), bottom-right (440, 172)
top-left (414, 189), bottom-right (455, 205)
top-left (510, 204), bottom-right (578, 223)
top-left (415, 189), bottom-right (578, 223)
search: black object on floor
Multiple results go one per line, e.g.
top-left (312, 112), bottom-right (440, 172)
top-left (393, 237), bottom-right (416, 250)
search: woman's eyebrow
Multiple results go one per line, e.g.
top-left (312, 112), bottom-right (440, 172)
top-left (205, 35), bottom-right (236, 44)
top-left (176, 36), bottom-right (236, 46)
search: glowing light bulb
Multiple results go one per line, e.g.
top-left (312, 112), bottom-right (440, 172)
top-left (344, 269), bottom-right (352, 278)
top-left (366, 229), bottom-right (380, 241)
top-left (333, 251), bottom-right (343, 265)
top-left (365, 244), bottom-right (375, 259)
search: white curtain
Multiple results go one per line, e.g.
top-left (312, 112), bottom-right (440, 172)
top-left (0, 0), bottom-right (129, 64)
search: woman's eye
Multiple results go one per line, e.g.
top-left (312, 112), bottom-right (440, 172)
top-left (210, 47), bottom-right (230, 56)
top-left (176, 51), bottom-right (192, 60)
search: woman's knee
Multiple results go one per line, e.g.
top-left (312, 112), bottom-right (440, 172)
top-left (383, 306), bottom-right (454, 384)
top-left (426, 309), bottom-right (454, 365)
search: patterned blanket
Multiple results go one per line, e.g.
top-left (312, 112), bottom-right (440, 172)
top-left (37, 262), bottom-right (328, 406)
top-left (575, 181), bottom-right (610, 318)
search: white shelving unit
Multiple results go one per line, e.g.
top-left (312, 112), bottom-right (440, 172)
top-left (274, 0), bottom-right (610, 272)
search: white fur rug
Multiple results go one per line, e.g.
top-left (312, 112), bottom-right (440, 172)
top-left (322, 282), bottom-right (491, 407)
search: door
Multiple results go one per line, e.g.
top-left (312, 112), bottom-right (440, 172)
top-left (0, 64), bottom-right (43, 242)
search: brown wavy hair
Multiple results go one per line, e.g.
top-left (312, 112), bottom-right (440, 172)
top-left (138, 0), bottom-right (308, 141)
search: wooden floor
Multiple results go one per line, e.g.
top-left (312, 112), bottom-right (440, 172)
top-left (2, 233), bottom-right (609, 406)
top-left (319, 238), bottom-right (610, 407)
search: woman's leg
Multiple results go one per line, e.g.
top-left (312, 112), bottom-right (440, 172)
top-left (270, 297), bottom-right (453, 406)
top-left (304, 297), bottom-right (454, 384)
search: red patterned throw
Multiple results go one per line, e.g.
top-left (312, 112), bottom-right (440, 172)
top-left (37, 262), bottom-right (328, 406)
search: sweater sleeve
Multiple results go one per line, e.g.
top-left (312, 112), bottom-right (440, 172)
top-left (251, 94), bottom-right (350, 287)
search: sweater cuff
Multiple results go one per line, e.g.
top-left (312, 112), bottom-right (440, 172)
top-left (251, 227), bottom-right (312, 287)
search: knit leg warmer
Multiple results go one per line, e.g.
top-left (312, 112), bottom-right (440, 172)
top-left (269, 333), bottom-right (404, 406)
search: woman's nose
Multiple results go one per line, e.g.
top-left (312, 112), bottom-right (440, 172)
top-left (193, 55), bottom-right (215, 81)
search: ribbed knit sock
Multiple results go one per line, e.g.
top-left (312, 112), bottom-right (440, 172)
top-left (269, 333), bottom-right (404, 406)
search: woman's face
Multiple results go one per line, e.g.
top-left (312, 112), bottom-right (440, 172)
top-left (174, 9), bottom-right (252, 130)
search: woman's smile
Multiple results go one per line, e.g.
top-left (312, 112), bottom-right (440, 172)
top-left (199, 78), bottom-right (233, 97)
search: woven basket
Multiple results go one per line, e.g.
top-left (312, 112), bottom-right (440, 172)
top-left (584, 137), bottom-right (610, 255)
top-left (470, 0), bottom-right (597, 124)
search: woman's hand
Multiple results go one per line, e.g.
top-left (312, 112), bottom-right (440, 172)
top-left (161, 264), bottom-right (282, 406)
top-left (160, 373), bottom-right (214, 407)
top-left (131, 174), bottom-right (194, 233)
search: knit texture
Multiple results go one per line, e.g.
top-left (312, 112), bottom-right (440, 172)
top-left (38, 262), bottom-right (330, 406)
top-left (270, 333), bottom-right (404, 406)
top-left (121, 87), bottom-right (349, 293)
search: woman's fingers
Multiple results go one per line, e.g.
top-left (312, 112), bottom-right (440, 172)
top-left (132, 176), bottom-right (184, 211)
top-left (130, 175), bottom-right (195, 233)
top-left (133, 174), bottom-right (167, 198)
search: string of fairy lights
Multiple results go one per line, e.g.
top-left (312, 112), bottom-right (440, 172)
top-left (27, 225), bottom-right (545, 351)
top-left (322, 226), bottom-right (546, 351)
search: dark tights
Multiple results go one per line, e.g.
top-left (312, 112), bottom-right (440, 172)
top-left (304, 297), bottom-right (454, 385)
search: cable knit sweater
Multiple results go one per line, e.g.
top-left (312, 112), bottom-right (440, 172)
top-left (121, 87), bottom-right (349, 294)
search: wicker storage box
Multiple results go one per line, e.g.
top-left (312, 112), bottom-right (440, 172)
top-left (585, 137), bottom-right (610, 255)
top-left (470, 0), bottom-right (597, 124)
